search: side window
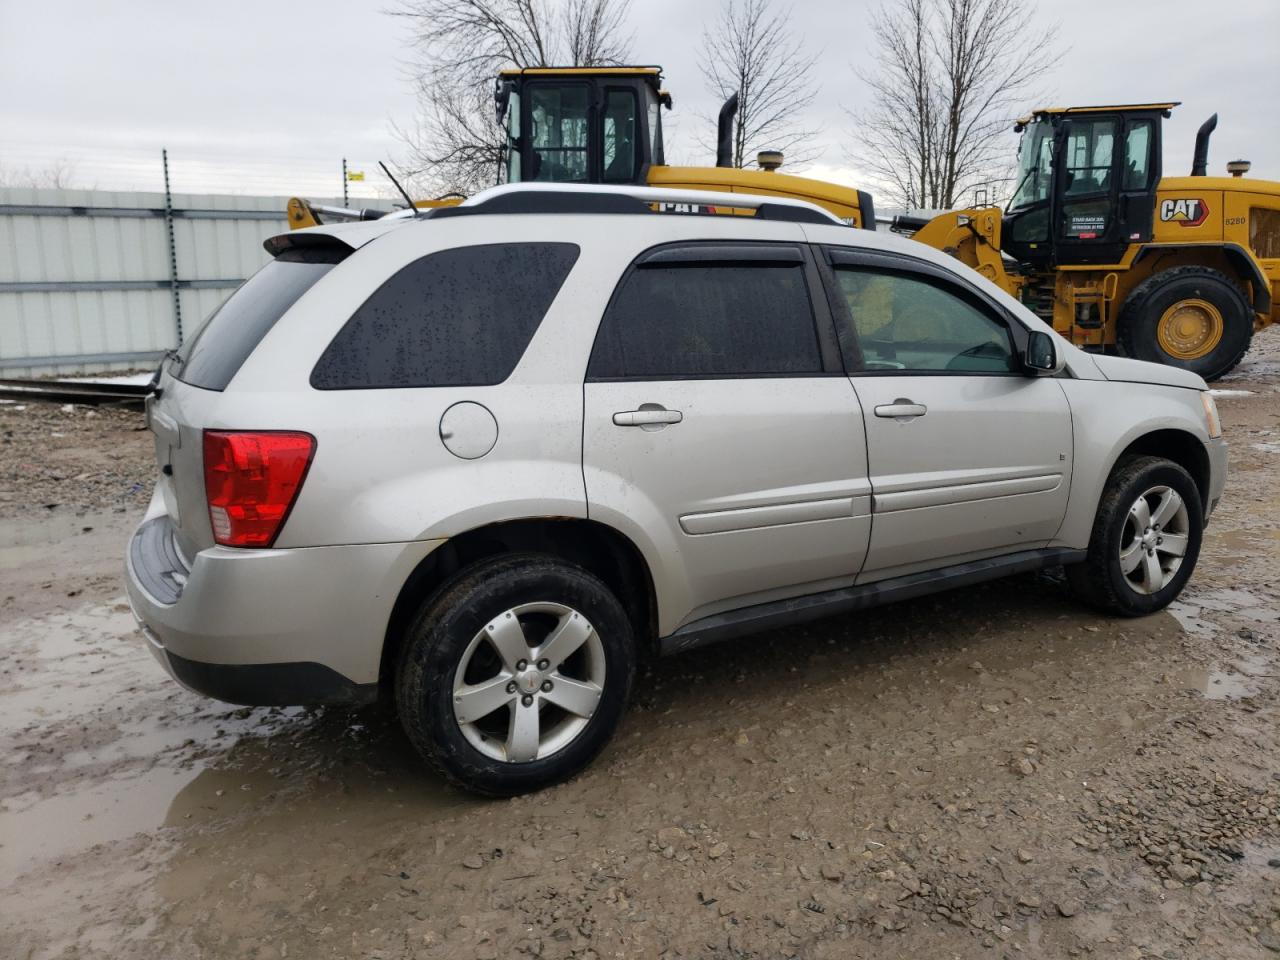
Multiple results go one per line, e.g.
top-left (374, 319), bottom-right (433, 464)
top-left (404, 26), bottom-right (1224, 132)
top-left (589, 259), bottom-right (822, 379)
top-left (1123, 121), bottom-right (1153, 190)
top-left (311, 243), bottom-right (579, 389)
top-left (529, 85), bottom-right (589, 182)
top-left (1063, 119), bottom-right (1116, 196)
top-left (601, 89), bottom-right (639, 183)
top-left (833, 267), bottom-right (1015, 374)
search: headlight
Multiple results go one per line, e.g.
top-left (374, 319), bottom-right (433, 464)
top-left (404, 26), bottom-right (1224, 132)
top-left (1201, 391), bottom-right (1222, 438)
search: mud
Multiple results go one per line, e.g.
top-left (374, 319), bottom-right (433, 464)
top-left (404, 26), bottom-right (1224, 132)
top-left (4, 335), bottom-right (1280, 959)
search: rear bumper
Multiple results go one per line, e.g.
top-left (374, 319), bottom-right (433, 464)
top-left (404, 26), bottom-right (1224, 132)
top-left (125, 514), bottom-right (445, 706)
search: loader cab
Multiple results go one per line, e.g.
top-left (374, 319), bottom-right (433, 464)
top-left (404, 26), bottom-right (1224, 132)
top-left (1003, 103), bottom-right (1174, 267)
top-left (496, 67), bottom-right (668, 187)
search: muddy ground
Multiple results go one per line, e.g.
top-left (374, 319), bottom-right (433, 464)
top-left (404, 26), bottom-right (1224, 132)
top-left (3, 339), bottom-right (1280, 960)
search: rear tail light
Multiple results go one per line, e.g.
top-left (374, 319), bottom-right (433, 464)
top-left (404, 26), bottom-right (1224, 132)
top-left (202, 431), bottom-right (316, 547)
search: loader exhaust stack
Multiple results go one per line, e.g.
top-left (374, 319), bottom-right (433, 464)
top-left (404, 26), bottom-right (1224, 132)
top-left (716, 93), bottom-right (740, 168)
top-left (1191, 113), bottom-right (1218, 176)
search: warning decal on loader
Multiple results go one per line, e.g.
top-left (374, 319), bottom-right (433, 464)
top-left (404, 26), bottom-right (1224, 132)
top-left (1160, 198), bottom-right (1209, 227)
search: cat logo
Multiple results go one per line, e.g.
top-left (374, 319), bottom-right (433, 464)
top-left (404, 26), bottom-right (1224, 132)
top-left (1159, 198), bottom-right (1209, 228)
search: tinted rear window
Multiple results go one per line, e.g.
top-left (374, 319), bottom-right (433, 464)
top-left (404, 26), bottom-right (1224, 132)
top-left (175, 249), bottom-right (339, 391)
top-left (588, 262), bottom-right (821, 379)
top-left (310, 242), bottom-right (579, 389)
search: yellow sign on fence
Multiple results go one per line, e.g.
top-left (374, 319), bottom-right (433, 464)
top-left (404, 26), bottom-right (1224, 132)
top-left (346, 170), bottom-right (365, 182)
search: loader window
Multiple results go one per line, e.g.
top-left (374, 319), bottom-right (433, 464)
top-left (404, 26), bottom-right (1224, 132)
top-left (529, 84), bottom-right (590, 182)
top-left (1252, 208), bottom-right (1280, 260)
top-left (1124, 121), bottom-right (1153, 190)
top-left (833, 268), bottom-right (1015, 374)
top-left (601, 89), bottom-right (640, 183)
top-left (1063, 119), bottom-right (1116, 196)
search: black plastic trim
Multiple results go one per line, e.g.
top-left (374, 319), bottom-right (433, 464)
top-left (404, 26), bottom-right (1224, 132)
top-left (856, 190), bottom-right (877, 231)
top-left (166, 651), bottom-right (378, 707)
top-left (1131, 242), bottom-right (1273, 314)
top-left (660, 547), bottom-right (1087, 656)
top-left (754, 203), bottom-right (841, 225)
top-left (637, 243), bottom-right (803, 265)
top-left (129, 516), bottom-right (188, 605)
top-left (430, 191), bottom-right (649, 218)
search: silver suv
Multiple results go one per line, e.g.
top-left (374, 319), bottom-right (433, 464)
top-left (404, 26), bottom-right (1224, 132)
top-left (126, 184), bottom-right (1228, 795)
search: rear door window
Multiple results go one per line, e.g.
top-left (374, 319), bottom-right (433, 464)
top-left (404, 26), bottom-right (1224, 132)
top-left (311, 243), bottom-right (579, 389)
top-left (175, 248), bottom-right (341, 391)
top-left (588, 252), bottom-right (822, 379)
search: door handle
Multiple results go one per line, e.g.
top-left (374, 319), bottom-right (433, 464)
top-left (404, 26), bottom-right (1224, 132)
top-left (874, 399), bottom-right (927, 419)
top-left (613, 406), bottom-right (683, 427)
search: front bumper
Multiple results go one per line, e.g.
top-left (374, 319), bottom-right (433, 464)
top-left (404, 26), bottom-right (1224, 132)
top-left (125, 514), bottom-right (444, 706)
top-left (1205, 435), bottom-right (1228, 521)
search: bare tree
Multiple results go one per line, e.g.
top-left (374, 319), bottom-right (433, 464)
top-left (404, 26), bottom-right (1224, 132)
top-left (698, 0), bottom-right (820, 169)
top-left (851, 0), bottom-right (1061, 210)
top-left (392, 0), bottom-right (633, 194)
top-left (0, 157), bottom-right (80, 190)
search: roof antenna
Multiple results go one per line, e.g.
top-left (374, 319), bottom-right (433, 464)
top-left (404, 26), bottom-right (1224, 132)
top-left (379, 161), bottom-right (420, 216)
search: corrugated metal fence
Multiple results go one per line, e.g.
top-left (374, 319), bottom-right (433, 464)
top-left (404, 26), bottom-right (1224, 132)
top-left (0, 187), bottom-right (371, 377)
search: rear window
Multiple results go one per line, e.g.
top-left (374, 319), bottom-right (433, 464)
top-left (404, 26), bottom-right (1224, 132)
top-left (174, 248), bottom-right (340, 391)
top-left (310, 242), bottom-right (579, 389)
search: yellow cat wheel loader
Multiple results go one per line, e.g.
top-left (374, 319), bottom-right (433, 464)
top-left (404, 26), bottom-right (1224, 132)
top-left (901, 104), bottom-right (1280, 380)
top-left (286, 66), bottom-right (875, 230)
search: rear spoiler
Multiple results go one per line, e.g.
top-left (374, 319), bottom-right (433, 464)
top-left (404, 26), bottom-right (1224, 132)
top-left (263, 217), bottom-right (406, 257)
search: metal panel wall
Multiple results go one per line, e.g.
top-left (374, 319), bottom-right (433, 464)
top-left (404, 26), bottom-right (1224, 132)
top-left (0, 188), bottom-right (371, 377)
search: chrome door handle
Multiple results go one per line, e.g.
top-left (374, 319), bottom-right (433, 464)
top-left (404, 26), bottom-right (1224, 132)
top-left (874, 399), bottom-right (927, 419)
top-left (612, 406), bottom-right (683, 427)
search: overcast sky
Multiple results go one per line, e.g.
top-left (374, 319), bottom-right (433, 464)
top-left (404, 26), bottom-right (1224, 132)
top-left (2, 0), bottom-right (1277, 200)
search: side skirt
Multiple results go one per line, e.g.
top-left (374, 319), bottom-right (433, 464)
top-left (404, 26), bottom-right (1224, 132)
top-left (659, 547), bottom-right (1087, 656)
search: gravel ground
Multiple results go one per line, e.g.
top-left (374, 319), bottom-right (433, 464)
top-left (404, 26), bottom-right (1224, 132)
top-left (0, 400), bottom-right (152, 519)
top-left (2, 335), bottom-right (1280, 959)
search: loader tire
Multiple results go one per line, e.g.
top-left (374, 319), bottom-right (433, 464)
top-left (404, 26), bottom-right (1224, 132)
top-left (1118, 266), bottom-right (1253, 381)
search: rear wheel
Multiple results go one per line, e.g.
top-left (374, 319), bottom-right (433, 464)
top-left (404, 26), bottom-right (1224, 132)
top-left (1066, 455), bottom-right (1203, 616)
top-left (396, 554), bottom-right (635, 796)
top-left (1119, 266), bottom-right (1253, 380)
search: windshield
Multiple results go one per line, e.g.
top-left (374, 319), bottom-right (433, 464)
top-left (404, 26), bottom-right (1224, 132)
top-left (1009, 119), bottom-right (1054, 210)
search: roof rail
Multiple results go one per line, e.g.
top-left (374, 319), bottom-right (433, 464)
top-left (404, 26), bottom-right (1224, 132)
top-left (422, 183), bottom-right (847, 227)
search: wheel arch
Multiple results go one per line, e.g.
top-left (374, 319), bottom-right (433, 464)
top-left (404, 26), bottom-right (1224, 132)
top-left (1129, 243), bottom-right (1272, 315)
top-left (1109, 428), bottom-right (1211, 515)
top-left (378, 518), bottom-right (657, 693)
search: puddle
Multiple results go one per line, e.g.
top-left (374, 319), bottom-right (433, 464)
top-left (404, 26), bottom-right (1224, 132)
top-left (0, 597), bottom-right (467, 881)
top-left (1171, 652), bottom-right (1270, 701)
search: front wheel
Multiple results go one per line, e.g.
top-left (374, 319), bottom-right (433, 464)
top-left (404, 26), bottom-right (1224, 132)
top-left (396, 554), bottom-right (635, 796)
top-left (1066, 455), bottom-right (1204, 616)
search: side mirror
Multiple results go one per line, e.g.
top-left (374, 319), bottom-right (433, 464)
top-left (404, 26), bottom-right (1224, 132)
top-left (1023, 330), bottom-right (1061, 375)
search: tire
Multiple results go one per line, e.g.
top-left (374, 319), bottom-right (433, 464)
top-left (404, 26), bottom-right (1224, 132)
top-left (1066, 455), bottom-right (1203, 616)
top-left (1119, 265), bottom-right (1253, 381)
top-left (395, 553), bottom-right (635, 796)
